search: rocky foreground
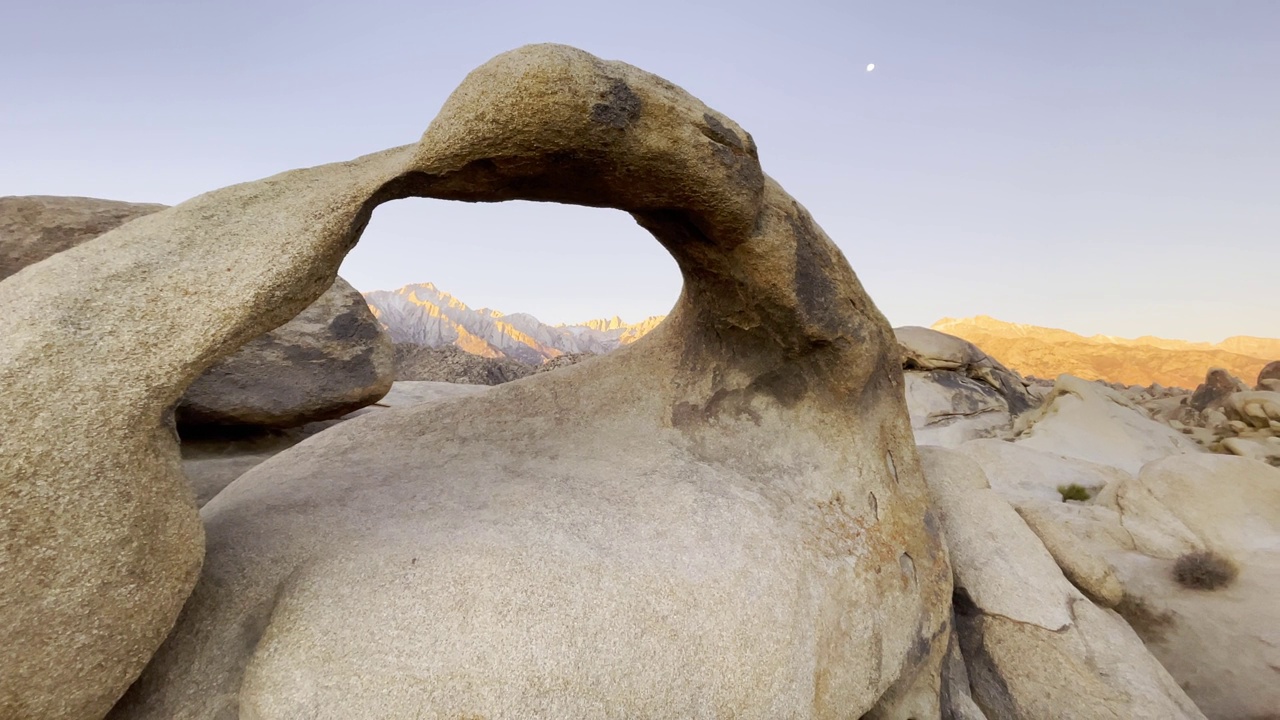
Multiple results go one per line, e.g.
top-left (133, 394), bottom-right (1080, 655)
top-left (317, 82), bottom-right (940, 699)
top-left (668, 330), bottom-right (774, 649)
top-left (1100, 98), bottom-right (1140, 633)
top-left (2, 44), bottom-right (1278, 720)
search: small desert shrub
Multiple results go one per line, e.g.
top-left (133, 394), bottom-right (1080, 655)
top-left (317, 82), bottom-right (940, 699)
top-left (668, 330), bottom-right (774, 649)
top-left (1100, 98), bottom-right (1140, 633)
top-left (1172, 550), bottom-right (1238, 591)
top-left (1057, 483), bottom-right (1091, 502)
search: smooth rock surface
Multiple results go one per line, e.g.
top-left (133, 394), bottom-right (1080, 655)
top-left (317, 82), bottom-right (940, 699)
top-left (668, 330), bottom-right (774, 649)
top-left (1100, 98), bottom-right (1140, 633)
top-left (952, 437), bottom-right (1130, 503)
top-left (182, 381), bottom-right (490, 507)
top-left (1013, 375), bottom-right (1203, 474)
top-left (177, 276), bottom-right (394, 428)
top-left (76, 44), bottom-right (953, 719)
top-left (902, 370), bottom-right (1012, 447)
top-left (1106, 455), bottom-right (1280, 720)
top-left (919, 447), bottom-right (1205, 720)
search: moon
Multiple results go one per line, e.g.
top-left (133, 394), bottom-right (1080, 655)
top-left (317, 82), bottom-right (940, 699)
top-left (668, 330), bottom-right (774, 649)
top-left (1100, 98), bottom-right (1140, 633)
top-left (866, 63), bottom-right (875, 72)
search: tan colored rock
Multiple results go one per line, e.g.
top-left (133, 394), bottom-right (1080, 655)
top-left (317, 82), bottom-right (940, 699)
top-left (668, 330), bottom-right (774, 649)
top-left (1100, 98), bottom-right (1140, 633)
top-left (177, 276), bottom-right (393, 428)
top-left (1014, 500), bottom-right (1127, 607)
top-left (2, 194), bottom-right (394, 430)
top-left (894, 326), bottom-right (1037, 415)
top-left (1107, 455), bottom-right (1280, 719)
top-left (1256, 359), bottom-right (1280, 390)
top-left (901, 370), bottom-right (1013, 447)
top-left (1013, 375), bottom-right (1203, 474)
top-left (182, 381), bottom-right (492, 507)
top-left (0, 44), bottom-right (949, 719)
top-left (1223, 390), bottom-right (1280, 430)
top-left (0, 195), bottom-right (167, 280)
top-left (918, 448), bottom-right (1204, 719)
top-left (952, 437), bottom-right (1129, 503)
top-left (1, 224), bottom-right (205, 718)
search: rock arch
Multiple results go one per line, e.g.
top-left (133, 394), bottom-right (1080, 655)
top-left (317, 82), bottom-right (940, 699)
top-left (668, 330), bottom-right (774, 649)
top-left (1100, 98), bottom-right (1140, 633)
top-left (1, 45), bottom-right (949, 719)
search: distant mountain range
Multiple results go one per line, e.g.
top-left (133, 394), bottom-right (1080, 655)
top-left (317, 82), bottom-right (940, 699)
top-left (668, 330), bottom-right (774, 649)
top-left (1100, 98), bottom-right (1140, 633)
top-left (933, 316), bottom-right (1278, 389)
top-left (363, 287), bottom-right (1278, 388)
top-left (363, 283), bottom-right (665, 365)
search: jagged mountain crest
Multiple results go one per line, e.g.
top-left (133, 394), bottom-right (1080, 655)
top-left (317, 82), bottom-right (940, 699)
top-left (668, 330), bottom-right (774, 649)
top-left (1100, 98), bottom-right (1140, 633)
top-left (364, 282), bottom-right (667, 365)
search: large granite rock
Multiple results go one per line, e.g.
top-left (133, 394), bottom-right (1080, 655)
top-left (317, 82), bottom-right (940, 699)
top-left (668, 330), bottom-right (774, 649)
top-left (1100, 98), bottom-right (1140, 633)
top-left (0, 195), bottom-right (167, 280)
top-left (182, 381), bottom-right (490, 507)
top-left (1012, 375), bottom-right (1203, 474)
top-left (1258, 360), bottom-right (1280, 390)
top-left (919, 448), bottom-right (1205, 719)
top-left (894, 327), bottom-right (1038, 447)
top-left (1188, 367), bottom-right (1248, 412)
top-left (177, 276), bottom-right (393, 427)
top-left (2, 204), bottom-right (205, 720)
top-left (1107, 455), bottom-right (1280, 719)
top-left (2, 195), bottom-right (394, 430)
top-left (1, 45), bottom-right (951, 719)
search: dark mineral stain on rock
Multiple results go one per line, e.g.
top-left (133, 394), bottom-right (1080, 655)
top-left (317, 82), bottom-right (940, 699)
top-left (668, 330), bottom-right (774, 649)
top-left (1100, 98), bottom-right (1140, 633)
top-left (701, 113), bottom-right (744, 150)
top-left (328, 307), bottom-right (381, 342)
top-left (590, 79), bottom-right (642, 128)
top-left (789, 212), bottom-right (847, 338)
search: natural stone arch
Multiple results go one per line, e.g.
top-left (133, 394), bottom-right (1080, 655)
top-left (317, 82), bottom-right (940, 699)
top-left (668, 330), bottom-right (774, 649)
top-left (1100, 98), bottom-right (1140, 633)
top-left (1, 45), bottom-right (950, 719)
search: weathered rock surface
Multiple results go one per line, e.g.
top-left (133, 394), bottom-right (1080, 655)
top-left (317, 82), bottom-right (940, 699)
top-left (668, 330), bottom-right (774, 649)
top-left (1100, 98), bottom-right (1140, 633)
top-left (896, 326), bottom-right (1037, 414)
top-left (177, 276), bottom-right (394, 427)
top-left (3, 194), bottom-right (395, 431)
top-left (0, 195), bottom-right (168, 280)
top-left (1259, 360), bottom-right (1280, 390)
top-left (951, 437), bottom-right (1129, 504)
top-left (181, 381), bottom-right (491, 507)
top-left (1013, 375), bottom-right (1203, 474)
top-left (1188, 367), bottom-right (1248, 412)
top-left (901, 370), bottom-right (1013, 447)
top-left (894, 327), bottom-right (1037, 447)
top-left (1104, 455), bottom-right (1280, 720)
top-left (919, 447), bottom-right (1205, 719)
top-left (0, 44), bottom-right (953, 719)
top-left (1, 207), bottom-right (205, 717)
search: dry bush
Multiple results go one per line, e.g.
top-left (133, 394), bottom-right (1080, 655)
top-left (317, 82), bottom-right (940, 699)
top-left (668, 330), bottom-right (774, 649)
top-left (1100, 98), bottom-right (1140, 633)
top-left (1172, 550), bottom-right (1238, 591)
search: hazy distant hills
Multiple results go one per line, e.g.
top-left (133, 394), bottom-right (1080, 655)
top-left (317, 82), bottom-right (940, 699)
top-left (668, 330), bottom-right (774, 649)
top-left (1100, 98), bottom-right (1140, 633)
top-left (363, 283), bottom-right (665, 365)
top-left (933, 315), bottom-right (1277, 389)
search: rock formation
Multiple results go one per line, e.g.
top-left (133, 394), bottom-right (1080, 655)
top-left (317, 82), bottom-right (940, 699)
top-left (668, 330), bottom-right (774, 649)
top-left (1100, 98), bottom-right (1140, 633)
top-left (1258, 360), bottom-right (1280, 390)
top-left (1011, 375), bottom-right (1203, 474)
top-left (1187, 367), bottom-right (1248, 412)
top-left (2, 195), bottom-right (395, 431)
top-left (919, 448), bottom-right (1205, 719)
top-left (1005, 453), bottom-right (1280, 719)
top-left (178, 276), bottom-right (393, 427)
top-left (894, 326), bottom-right (1036, 446)
top-left (0, 195), bottom-right (168, 280)
top-left (1, 44), bottom-right (951, 719)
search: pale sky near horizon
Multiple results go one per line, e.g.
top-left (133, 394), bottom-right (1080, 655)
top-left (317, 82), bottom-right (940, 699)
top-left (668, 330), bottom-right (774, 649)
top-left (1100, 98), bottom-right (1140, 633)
top-left (2, 1), bottom-right (1276, 342)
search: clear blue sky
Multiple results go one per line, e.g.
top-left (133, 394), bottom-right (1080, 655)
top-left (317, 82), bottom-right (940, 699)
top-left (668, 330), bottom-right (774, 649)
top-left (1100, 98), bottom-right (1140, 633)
top-left (3, 1), bottom-right (1276, 341)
